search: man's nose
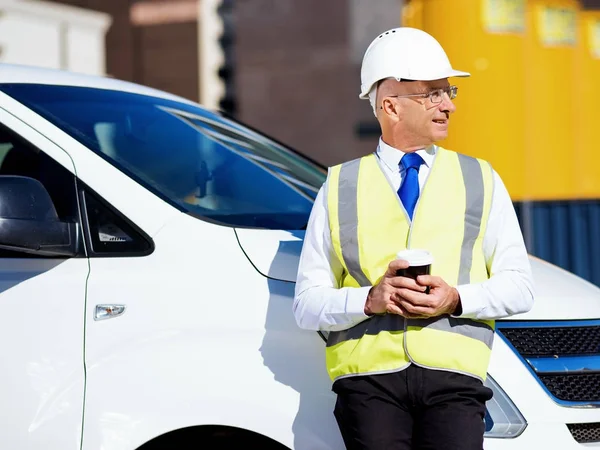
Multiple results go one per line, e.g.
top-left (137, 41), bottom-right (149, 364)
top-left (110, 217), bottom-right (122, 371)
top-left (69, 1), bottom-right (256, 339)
top-left (440, 92), bottom-right (456, 113)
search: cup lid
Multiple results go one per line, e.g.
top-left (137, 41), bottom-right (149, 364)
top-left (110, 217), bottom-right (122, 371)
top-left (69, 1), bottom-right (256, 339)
top-left (395, 249), bottom-right (434, 266)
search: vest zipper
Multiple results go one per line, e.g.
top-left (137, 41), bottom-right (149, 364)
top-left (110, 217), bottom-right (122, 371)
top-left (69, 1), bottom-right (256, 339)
top-left (404, 147), bottom-right (439, 364)
top-left (403, 316), bottom-right (413, 363)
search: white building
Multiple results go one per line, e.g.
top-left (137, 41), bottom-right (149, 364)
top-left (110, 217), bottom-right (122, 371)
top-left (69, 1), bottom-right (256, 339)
top-left (0, 0), bottom-right (111, 75)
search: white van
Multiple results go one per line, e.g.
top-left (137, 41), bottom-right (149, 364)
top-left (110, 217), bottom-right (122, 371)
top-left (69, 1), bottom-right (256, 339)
top-left (0, 63), bottom-right (598, 450)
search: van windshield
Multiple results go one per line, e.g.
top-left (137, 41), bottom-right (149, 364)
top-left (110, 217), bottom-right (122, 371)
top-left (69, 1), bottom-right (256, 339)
top-left (0, 84), bottom-right (326, 230)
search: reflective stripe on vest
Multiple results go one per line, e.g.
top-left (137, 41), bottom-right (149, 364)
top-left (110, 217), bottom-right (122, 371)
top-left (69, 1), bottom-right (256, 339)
top-left (338, 158), bottom-right (371, 287)
top-left (325, 147), bottom-right (494, 382)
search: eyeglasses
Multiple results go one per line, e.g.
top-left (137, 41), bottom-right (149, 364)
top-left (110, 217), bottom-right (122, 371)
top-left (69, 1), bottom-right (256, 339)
top-left (381, 85), bottom-right (458, 108)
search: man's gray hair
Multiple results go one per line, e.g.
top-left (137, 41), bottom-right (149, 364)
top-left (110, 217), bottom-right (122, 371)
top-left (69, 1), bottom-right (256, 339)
top-left (368, 86), bottom-right (378, 117)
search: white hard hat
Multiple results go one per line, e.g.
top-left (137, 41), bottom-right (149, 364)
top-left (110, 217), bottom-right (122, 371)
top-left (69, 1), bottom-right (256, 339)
top-left (359, 27), bottom-right (470, 100)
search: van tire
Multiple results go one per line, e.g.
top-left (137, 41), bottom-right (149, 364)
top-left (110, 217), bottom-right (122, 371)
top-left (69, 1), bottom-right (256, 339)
top-left (136, 425), bottom-right (290, 450)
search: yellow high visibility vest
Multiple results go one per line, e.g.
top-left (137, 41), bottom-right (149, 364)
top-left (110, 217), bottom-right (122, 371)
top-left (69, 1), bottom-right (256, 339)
top-left (325, 147), bottom-right (495, 382)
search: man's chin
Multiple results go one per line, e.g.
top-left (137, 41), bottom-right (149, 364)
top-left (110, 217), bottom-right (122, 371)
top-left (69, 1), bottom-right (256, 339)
top-left (432, 131), bottom-right (449, 142)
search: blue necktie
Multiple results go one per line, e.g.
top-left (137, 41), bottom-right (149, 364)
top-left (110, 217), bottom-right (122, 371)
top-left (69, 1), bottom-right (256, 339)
top-left (398, 152), bottom-right (424, 220)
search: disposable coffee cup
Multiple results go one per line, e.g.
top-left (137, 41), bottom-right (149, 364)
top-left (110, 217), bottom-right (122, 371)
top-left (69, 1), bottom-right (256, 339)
top-left (395, 249), bottom-right (434, 294)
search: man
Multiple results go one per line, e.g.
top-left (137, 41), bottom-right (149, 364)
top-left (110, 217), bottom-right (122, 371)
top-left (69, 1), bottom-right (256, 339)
top-left (293, 27), bottom-right (534, 450)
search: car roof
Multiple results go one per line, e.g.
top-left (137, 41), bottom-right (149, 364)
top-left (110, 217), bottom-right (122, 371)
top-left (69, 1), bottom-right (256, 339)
top-left (0, 63), bottom-right (203, 107)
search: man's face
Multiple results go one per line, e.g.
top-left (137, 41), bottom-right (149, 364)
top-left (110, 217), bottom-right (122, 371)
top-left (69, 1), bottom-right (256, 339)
top-left (384, 78), bottom-right (457, 145)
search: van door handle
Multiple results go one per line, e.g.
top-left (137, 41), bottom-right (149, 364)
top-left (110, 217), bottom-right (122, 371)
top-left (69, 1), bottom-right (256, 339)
top-left (94, 304), bottom-right (126, 321)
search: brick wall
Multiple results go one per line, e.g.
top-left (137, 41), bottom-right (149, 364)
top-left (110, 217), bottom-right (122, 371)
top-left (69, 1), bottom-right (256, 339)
top-left (234, 0), bottom-right (378, 168)
top-left (134, 21), bottom-right (199, 99)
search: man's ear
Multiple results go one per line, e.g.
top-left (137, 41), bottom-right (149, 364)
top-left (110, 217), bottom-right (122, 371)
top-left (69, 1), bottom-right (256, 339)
top-left (380, 97), bottom-right (400, 122)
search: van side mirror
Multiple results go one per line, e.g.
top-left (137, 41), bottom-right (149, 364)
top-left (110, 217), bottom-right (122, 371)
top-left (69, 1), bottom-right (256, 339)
top-left (0, 176), bottom-right (78, 257)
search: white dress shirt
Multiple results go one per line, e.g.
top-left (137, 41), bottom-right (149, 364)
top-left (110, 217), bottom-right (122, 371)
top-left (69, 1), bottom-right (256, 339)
top-left (293, 138), bottom-right (535, 332)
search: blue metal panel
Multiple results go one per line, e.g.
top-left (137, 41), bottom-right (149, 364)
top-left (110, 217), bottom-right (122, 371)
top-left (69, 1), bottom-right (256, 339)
top-left (590, 204), bottom-right (600, 287)
top-left (570, 202), bottom-right (590, 281)
top-left (551, 203), bottom-right (569, 269)
top-left (532, 204), bottom-right (552, 262)
top-left (514, 200), bottom-right (600, 287)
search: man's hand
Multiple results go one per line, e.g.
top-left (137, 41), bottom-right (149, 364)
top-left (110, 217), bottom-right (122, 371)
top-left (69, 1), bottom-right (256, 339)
top-left (364, 259), bottom-right (428, 316)
top-left (393, 274), bottom-right (461, 318)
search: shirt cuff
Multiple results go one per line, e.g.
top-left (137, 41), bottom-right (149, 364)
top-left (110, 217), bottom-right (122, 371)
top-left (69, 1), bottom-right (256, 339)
top-left (454, 284), bottom-right (484, 318)
top-left (345, 286), bottom-right (372, 321)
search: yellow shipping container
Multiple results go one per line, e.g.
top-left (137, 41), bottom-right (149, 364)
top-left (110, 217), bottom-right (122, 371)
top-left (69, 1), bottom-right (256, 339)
top-left (574, 8), bottom-right (600, 198)
top-left (525, 0), bottom-right (579, 200)
top-left (402, 0), bottom-right (528, 200)
top-left (402, 0), bottom-right (424, 29)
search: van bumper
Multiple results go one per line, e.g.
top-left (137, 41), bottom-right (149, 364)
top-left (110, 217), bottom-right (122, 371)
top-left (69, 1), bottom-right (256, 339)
top-left (484, 421), bottom-right (600, 449)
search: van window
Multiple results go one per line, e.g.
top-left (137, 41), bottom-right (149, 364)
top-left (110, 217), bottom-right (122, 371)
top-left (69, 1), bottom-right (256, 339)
top-left (1, 84), bottom-right (326, 230)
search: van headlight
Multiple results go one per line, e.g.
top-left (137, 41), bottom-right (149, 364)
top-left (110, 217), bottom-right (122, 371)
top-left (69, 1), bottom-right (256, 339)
top-left (484, 375), bottom-right (527, 438)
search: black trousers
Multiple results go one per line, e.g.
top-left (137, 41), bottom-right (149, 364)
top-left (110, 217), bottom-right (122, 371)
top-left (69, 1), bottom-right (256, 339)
top-left (332, 365), bottom-right (493, 450)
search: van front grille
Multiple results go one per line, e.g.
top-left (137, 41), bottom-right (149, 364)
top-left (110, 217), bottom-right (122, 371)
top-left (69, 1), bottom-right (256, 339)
top-left (496, 321), bottom-right (600, 406)
top-left (500, 326), bottom-right (600, 357)
top-left (538, 372), bottom-right (600, 402)
top-left (567, 422), bottom-right (600, 443)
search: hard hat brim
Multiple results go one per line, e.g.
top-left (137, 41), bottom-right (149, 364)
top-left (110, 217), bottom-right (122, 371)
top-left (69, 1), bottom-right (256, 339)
top-left (359, 69), bottom-right (471, 99)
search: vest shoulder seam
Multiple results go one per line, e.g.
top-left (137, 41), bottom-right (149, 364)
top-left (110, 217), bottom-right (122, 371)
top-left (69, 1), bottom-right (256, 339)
top-left (330, 154), bottom-right (373, 171)
top-left (439, 147), bottom-right (493, 168)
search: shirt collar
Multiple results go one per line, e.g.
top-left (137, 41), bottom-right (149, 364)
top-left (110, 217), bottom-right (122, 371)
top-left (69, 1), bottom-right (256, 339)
top-left (376, 137), bottom-right (436, 172)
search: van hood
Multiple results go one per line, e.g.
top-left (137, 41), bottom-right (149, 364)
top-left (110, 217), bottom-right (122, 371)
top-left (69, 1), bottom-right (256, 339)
top-left (235, 229), bottom-right (600, 321)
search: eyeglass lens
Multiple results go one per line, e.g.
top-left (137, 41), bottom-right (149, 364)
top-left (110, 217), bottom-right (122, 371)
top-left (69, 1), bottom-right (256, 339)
top-left (430, 86), bottom-right (457, 104)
